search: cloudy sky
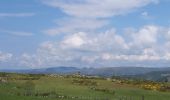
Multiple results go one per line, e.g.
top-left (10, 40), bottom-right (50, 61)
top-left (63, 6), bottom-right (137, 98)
top-left (0, 0), bottom-right (170, 69)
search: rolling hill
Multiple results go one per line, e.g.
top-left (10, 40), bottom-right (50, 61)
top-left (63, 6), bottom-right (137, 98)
top-left (1, 67), bottom-right (170, 78)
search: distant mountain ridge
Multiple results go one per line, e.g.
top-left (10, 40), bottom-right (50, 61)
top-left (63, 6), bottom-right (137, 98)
top-left (80, 67), bottom-right (170, 77)
top-left (0, 66), bottom-right (80, 74)
top-left (122, 70), bottom-right (170, 82)
top-left (1, 66), bottom-right (170, 77)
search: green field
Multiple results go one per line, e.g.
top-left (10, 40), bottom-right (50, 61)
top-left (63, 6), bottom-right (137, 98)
top-left (0, 73), bottom-right (170, 100)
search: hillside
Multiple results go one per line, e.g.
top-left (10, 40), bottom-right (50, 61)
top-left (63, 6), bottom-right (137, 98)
top-left (1, 67), bottom-right (170, 77)
top-left (0, 72), bottom-right (170, 100)
top-left (122, 71), bottom-right (170, 82)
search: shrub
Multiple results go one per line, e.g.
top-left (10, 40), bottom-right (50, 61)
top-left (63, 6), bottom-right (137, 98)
top-left (72, 79), bottom-right (98, 86)
top-left (22, 81), bottom-right (35, 96)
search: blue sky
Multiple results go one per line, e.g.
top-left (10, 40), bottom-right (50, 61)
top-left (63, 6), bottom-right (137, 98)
top-left (0, 0), bottom-right (170, 69)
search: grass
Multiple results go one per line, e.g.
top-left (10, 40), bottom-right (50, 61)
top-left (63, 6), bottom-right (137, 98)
top-left (0, 73), bottom-right (169, 100)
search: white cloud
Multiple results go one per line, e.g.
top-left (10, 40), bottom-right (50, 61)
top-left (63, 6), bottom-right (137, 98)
top-left (141, 11), bottom-right (154, 19)
top-left (19, 25), bottom-right (170, 68)
top-left (141, 11), bottom-right (149, 18)
top-left (0, 51), bottom-right (13, 62)
top-left (42, 0), bottom-right (158, 18)
top-left (20, 53), bottom-right (43, 68)
top-left (130, 25), bottom-right (160, 47)
top-left (141, 12), bottom-right (149, 17)
top-left (61, 32), bottom-right (86, 48)
top-left (167, 29), bottom-right (170, 40)
top-left (101, 54), bottom-right (161, 61)
top-left (42, 0), bottom-right (159, 35)
top-left (59, 29), bottom-right (129, 52)
top-left (19, 29), bottom-right (130, 67)
top-left (0, 13), bottom-right (35, 17)
top-left (164, 52), bottom-right (170, 60)
top-left (81, 56), bottom-right (99, 63)
top-left (0, 30), bottom-right (34, 36)
top-left (88, 29), bottom-right (129, 51)
top-left (44, 18), bottom-right (108, 35)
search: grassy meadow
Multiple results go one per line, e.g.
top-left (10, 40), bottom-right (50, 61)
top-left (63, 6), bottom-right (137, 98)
top-left (0, 73), bottom-right (170, 100)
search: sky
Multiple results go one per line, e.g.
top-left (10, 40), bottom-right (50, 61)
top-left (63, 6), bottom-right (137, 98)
top-left (0, 0), bottom-right (170, 69)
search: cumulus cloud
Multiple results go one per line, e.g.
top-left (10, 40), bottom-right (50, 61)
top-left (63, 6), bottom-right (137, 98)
top-left (129, 25), bottom-right (160, 47)
top-left (19, 25), bottom-right (170, 68)
top-left (61, 32), bottom-right (86, 48)
top-left (0, 51), bottom-right (13, 62)
top-left (101, 54), bottom-right (160, 61)
top-left (59, 29), bottom-right (129, 52)
top-left (20, 29), bottom-right (130, 68)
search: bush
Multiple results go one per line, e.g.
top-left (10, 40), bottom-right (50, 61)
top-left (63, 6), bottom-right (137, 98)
top-left (22, 81), bottom-right (35, 96)
top-left (72, 79), bottom-right (98, 86)
top-left (90, 87), bottom-right (115, 95)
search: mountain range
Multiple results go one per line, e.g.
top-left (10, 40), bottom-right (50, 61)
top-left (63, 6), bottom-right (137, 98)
top-left (1, 66), bottom-right (170, 77)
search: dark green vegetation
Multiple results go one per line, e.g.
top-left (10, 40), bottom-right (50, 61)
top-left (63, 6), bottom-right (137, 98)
top-left (120, 71), bottom-right (170, 82)
top-left (0, 72), bottom-right (170, 100)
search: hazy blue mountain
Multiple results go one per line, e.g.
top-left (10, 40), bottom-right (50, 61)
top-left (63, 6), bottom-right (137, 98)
top-left (80, 67), bottom-right (170, 77)
top-left (0, 67), bottom-right (170, 77)
top-left (0, 66), bottom-right (80, 74)
top-left (44, 67), bottom-right (80, 74)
